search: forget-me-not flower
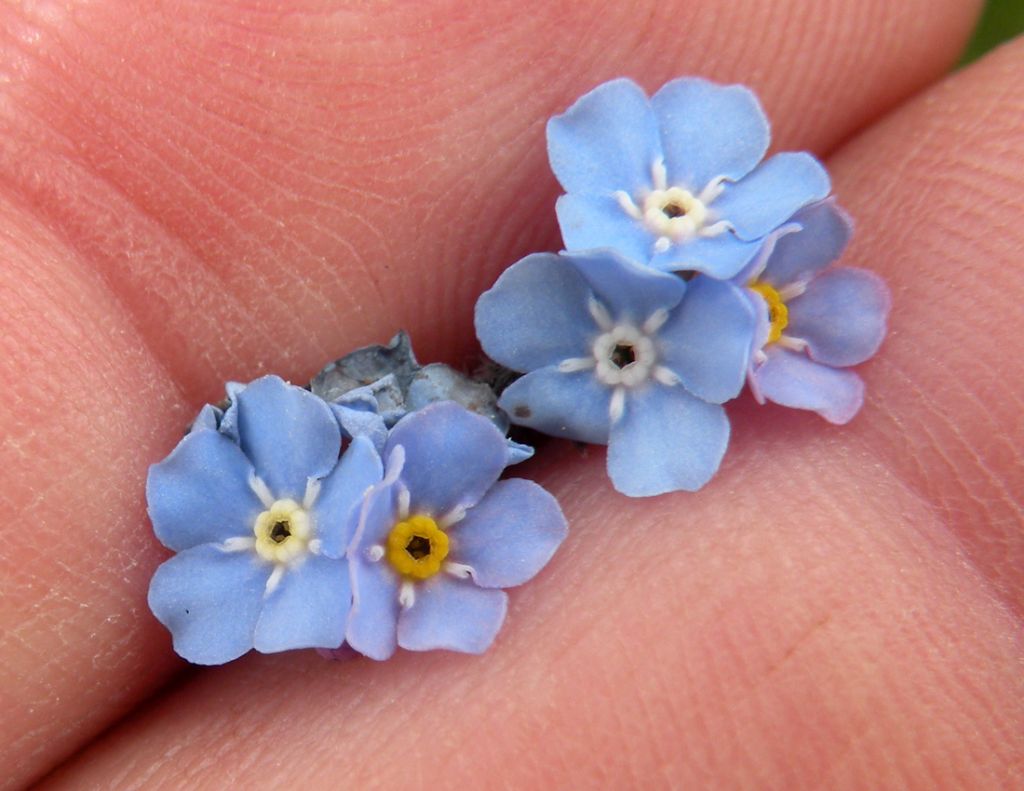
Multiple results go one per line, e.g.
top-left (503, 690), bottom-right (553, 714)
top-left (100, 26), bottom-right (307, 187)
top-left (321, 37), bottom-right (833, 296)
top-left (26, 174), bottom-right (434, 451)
top-left (547, 77), bottom-right (831, 279)
top-left (346, 402), bottom-right (567, 660)
top-left (735, 200), bottom-right (890, 423)
top-left (147, 375), bottom-right (383, 665)
top-left (475, 250), bottom-right (756, 496)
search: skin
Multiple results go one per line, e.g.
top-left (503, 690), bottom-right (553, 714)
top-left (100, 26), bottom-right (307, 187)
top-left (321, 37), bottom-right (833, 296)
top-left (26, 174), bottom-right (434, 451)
top-left (0, 0), bottom-right (1021, 787)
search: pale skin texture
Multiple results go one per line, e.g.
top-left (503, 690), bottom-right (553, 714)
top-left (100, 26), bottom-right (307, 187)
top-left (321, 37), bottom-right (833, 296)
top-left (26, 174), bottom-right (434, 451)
top-left (1, 0), bottom-right (1022, 788)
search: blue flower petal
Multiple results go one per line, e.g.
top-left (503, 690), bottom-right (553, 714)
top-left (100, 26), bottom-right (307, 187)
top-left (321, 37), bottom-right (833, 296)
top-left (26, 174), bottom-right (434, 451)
top-left (714, 153), bottom-right (831, 240)
top-left (217, 381), bottom-right (246, 442)
top-left (760, 200), bottom-right (852, 287)
top-left (314, 436), bottom-right (383, 558)
top-left (331, 403), bottom-right (388, 453)
top-left (658, 277), bottom-right (755, 403)
top-left (147, 430), bottom-right (263, 552)
top-left (451, 479), bottom-right (567, 589)
top-left (505, 439), bottom-right (535, 466)
top-left (191, 403), bottom-right (222, 432)
top-left (386, 403), bottom-right (508, 516)
top-left (397, 576), bottom-right (508, 654)
top-left (650, 232), bottom-right (763, 279)
top-left (555, 193), bottom-right (656, 264)
top-left (148, 545), bottom-right (270, 665)
top-left (547, 78), bottom-right (662, 195)
top-left (475, 252), bottom-right (595, 372)
top-left (650, 77), bottom-right (769, 190)
top-left (346, 558), bottom-right (400, 660)
top-left (566, 250), bottom-right (686, 323)
top-left (608, 386), bottom-right (729, 496)
top-left (787, 267), bottom-right (891, 368)
top-left (499, 366), bottom-right (611, 445)
top-left (754, 348), bottom-right (864, 424)
top-left (235, 376), bottom-right (341, 499)
top-left (350, 461), bottom-right (403, 551)
top-left (253, 555), bottom-right (351, 653)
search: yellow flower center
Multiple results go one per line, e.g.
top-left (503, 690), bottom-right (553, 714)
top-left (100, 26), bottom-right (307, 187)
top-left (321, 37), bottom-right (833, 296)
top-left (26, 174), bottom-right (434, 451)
top-left (253, 498), bottom-right (311, 563)
top-left (749, 282), bottom-right (789, 344)
top-left (386, 514), bottom-right (450, 580)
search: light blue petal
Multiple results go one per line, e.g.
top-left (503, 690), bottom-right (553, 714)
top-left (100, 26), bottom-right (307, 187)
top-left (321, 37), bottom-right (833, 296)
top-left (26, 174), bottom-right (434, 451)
top-left (253, 554), bottom-right (351, 653)
top-left (338, 374), bottom-right (407, 426)
top-left (547, 78), bottom-right (661, 195)
top-left (217, 381), bottom-right (246, 442)
top-left (235, 375), bottom-right (341, 499)
top-left (474, 252), bottom-right (594, 372)
top-left (314, 436), bottom-right (383, 558)
top-left (753, 348), bottom-right (864, 424)
top-left (608, 385), bottom-right (729, 496)
top-left (566, 250), bottom-right (686, 322)
top-left (331, 403), bottom-right (388, 453)
top-left (350, 466), bottom-right (402, 551)
top-left (787, 267), bottom-right (891, 368)
top-left (713, 153), bottom-right (831, 240)
top-left (397, 576), bottom-right (508, 654)
top-left (346, 558), bottom-right (400, 660)
top-left (451, 479), bottom-right (567, 589)
top-left (190, 403), bottom-right (222, 433)
top-left (386, 403), bottom-right (509, 517)
top-left (651, 77), bottom-right (769, 190)
top-left (658, 277), bottom-right (756, 403)
top-left (649, 232), bottom-right (763, 279)
top-left (499, 366), bottom-right (611, 445)
top-left (147, 430), bottom-right (263, 552)
top-left (555, 193), bottom-right (656, 263)
top-left (761, 199), bottom-right (852, 287)
top-left (148, 545), bottom-right (269, 665)
top-left (506, 439), bottom-right (535, 466)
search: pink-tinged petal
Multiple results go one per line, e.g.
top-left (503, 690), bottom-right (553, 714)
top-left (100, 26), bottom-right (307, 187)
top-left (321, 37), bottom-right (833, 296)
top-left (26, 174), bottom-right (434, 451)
top-left (760, 199), bottom-right (852, 287)
top-left (753, 348), bottom-right (865, 424)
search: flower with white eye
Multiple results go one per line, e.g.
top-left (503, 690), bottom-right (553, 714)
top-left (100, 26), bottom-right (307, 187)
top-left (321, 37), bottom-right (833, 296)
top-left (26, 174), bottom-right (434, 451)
top-left (345, 402), bottom-right (567, 660)
top-left (734, 200), bottom-right (891, 424)
top-left (147, 375), bottom-right (382, 665)
top-left (475, 249), bottom-right (756, 496)
top-left (547, 77), bottom-right (831, 279)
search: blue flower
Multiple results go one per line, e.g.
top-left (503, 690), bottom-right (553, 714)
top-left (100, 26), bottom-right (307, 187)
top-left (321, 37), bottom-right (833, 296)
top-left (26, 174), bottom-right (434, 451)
top-left (147, 375), bottom-right (383, 665)
top-left (475, 250), bottom-right (756, 496)
top-left (735, 200), bottom-right (891, 423)
top-left (346, 401), bottom-right (567, 659)
top-left (547, 77), bottom-right (831, 279)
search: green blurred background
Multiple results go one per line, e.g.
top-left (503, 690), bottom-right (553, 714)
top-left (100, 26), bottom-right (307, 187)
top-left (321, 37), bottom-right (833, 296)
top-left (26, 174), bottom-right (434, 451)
top-left (962, 0), bottom-right (1024, 63)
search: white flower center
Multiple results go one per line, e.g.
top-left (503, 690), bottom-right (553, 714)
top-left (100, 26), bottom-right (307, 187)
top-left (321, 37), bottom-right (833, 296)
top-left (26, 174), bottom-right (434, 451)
top-left (614, 158), bottom-right (732, 254)
top-left (253, 498), bottom-right (312, 564)
top-left (592, 324), bottom-right (656, 387)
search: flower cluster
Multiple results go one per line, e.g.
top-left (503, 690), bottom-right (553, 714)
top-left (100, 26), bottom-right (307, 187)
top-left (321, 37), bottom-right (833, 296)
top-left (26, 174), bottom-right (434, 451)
top-left (148, 376), bottom-right (566, 665)
top-left (474, 77), bottom-right (890, 496)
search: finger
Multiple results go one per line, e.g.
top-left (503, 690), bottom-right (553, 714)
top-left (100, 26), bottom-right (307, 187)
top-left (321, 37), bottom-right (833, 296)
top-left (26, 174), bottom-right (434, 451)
top-left (39, 39), bottom-right (1024, 790)
top-left (0, 0), bottom-right (981, 786)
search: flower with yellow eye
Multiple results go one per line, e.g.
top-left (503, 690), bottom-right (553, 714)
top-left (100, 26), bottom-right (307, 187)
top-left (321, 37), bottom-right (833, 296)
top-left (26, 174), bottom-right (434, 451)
top-left (147, 376), bottom-right (382, 665)
top-left (346, 402), bottom-right (567, 660)
top-left (736, 200), bottom-right (891, 423)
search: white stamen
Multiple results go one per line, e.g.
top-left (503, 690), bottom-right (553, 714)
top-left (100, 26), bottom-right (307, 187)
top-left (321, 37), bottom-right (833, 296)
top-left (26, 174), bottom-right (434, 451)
top-left (653, 236), bottom-right (671, 254)
top-left (248, 474), bottom-right (275, 509)
top-left (778, 281), bottom-right (808, 302)
top-left (609, 387), bottom-right (626, 423)
top-left (615, 190), bottom-right (643, 220)
top-left (654, 366), bottom-right (681, 386)
top-left (302, 478), bottom-right (322, 510)
top-left (399, 581), bottom-right (416, 609)
top-left (367, 544), bottom-right (385, 562)
top-left (445, 562), bottom-right (475, 579)
top-left (778, 335), bottom-right (809, 353)
top-left (397, 486), bottom-right (411, 520)
top-left (698, 175), bottom-right (728, 204)
top-left (643, 308), bottom-right (669, 334)
top-left (588, 297), bottom-right (615, 331)
top-left (307, 538), bottom-right (322, 555)
top-left (221, 536), bottom-right (256, 553)
top-left (558, 357), bottom-right (596, 373)
top-left (265, 565), bottom-right (285, 597)
top-left (698, 220), bottom-right (731, 239)
top-left (438, 506), bottom-right (466, 529)
top-left (651, 157), bottom-right (669, 191)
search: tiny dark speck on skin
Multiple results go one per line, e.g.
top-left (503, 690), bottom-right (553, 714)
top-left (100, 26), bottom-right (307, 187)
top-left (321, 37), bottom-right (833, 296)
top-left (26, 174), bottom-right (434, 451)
top-left (514, 405), bottom-right (531, 419)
